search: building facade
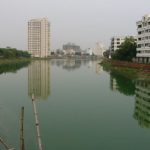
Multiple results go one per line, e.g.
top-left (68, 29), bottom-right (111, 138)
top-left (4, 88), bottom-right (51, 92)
top-left (93, 42), bottom-right (105, 57)
top-left (136, 14), bottom-right (150, 63)
top-left (110, 36), bottom-right (137, 53)
top-left (63, 43), bottom-right (81, 55)
top-left (28, 18), bottom-right (50, 58)
top-left (110, 36), bottom-right (126, 52)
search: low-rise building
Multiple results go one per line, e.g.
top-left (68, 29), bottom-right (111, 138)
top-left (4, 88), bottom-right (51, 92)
top-left (63, 43), bottom-right (81, 55)
top-left (110, 36), bottom-right (137, 54)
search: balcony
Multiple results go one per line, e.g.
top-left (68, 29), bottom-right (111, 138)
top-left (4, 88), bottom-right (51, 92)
top-left (136, 53), bottom-right (150, 57)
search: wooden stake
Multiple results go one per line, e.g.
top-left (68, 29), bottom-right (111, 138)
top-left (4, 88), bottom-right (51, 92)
top-left (0, 137), bottom-right (15, 150)
top-left (32, 94), bottom-right (43, 150)
top-left (20, 107), bottom-right (25, 150)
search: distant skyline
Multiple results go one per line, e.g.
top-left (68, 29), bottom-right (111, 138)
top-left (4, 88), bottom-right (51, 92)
top-left (0, 0), bottom-right (150, 50)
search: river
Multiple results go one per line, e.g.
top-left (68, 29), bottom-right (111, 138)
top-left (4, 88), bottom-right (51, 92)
top-left (0, 59), bottom-right (150, 150)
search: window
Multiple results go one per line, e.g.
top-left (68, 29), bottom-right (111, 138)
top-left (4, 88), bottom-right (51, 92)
top-left (138, 25), bottom-right (142, 28)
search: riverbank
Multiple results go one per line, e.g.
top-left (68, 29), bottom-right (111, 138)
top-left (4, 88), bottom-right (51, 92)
top-left (101, 59), bottom-right (150, 79)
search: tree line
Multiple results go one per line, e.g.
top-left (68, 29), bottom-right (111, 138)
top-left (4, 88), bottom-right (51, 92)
top-left (0, 47), bottom-right (30, 58)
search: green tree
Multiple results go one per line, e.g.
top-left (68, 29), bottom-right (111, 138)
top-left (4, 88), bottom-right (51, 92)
top-left (0, 48), bottom-right (31, 59)
top-left (112, 37), bottom-right (136, 61)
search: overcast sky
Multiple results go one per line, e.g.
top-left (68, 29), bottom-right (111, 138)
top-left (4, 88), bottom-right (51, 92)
top-left (0, 0), bottom-right (150, 50)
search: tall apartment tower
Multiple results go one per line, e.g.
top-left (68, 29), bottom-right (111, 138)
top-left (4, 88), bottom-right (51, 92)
top-left (136, 14), bottom-right (150, 63)
top-left (28, 18), bottom-right (50, 58)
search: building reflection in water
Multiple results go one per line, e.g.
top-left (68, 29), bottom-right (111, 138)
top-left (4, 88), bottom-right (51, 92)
top-left (28, 60), bottom-right (50, 100)
top-left (62, 59), bottom-right (81, 71)
top-left (50, 59), bottom-right (82, 71)
top-left (50, 59), bottom-right (103, 74)
top-left (134, 80), bottom-right (150, 128)
top-left (87, 60), bottom-right (103, 75)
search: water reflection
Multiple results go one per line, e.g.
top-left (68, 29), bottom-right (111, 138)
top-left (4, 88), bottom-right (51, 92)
top-left (103, 65), bottom-right (150, 128)
top-left (51, 59), bottom-right (81, 71)
top-left (28, 60), bottom-right (50, 100)
top-left (88, 61), bottom-right (103, 75)
top-left (134, 79), bottom-right (150, 128)
top-left (0, 61), bottom-right (30, 75)
top-left (110, 71), bottom-right (135, 96)
top-left (50, 59), bottom-right (103, 74)
top-left (62, 59), bottom-right (81, 71)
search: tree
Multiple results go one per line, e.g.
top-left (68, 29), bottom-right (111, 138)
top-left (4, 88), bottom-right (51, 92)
top-left (103, 50), bottom-right (110, 58)
top-left (0, 48), bottom-right (31, 59)
top-left (112, 37), bottom-right (136, 61)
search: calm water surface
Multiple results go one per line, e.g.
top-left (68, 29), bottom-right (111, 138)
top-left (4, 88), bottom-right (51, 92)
top-left (0, 59), bottom-right (150, 150)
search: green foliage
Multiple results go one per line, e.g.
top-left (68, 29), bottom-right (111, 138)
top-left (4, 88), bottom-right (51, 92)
top-left (112, 37), bottom-right (136, 61)
top-left (0, 47), bottom-right (31, 59)
top-left (0, 60), bottom-right (30, 74)
top-left (103, 50), bottom-right (110, 58)
top-left (110, 71), bottom-right (135, 96)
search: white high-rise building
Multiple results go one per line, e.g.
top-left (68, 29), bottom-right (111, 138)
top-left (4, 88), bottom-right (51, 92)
top-left (28, 18), bottom-right (50, 58)
top-left (136, 14), bottom-right (150, 63)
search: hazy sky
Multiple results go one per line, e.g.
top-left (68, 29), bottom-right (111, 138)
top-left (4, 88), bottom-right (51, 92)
top-left (0, 0), bottom-right (150, 50)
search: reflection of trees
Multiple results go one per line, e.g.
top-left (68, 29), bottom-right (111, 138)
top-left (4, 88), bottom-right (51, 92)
top-left (0, 61), bottom-right (30, 75)
top-left (28, 60), bottom-right (50, 100)
top-left (110, 71), bottom-right (135, 96)
top-left (134, 80), bottom-right (150, 128)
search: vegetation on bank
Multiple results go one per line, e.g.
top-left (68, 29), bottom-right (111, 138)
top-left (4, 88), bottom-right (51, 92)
top-left (101, 59), bottom-right (150, 79)
top-left (0, 47), bottom-right (30, 59)
top-left (102, 37), bottom-right (150, 79)
top-left (0, 47), bottom-right (31, 73)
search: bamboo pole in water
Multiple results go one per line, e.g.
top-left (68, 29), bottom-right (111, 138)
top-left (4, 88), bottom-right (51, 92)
top-left (0, 137), bottom-right (15, 150)
top-left (20, 107), bottom-right (25, 150)
top-left (32, 94), bottom-right (43, 150)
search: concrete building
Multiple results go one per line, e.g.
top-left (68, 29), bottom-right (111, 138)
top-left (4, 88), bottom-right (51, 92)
top-left (136, 14), bottom-right (150, 63)
top-left (28, 18), bottom-right (50, 58)
top-left (110, 36), bottom-right (137, 53)
top-left (110, 36), bottom-right (125, 52)
top-left (63, 43), bottom-right (81, 55)
top-left (86, 48), bottom-right (93, 56)
top-left (63, 49), bottom-right (75, 56)
top-left (28, 60), bottom-right (50, 100)
top-left (93, 42), bottom-right (105, 57)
